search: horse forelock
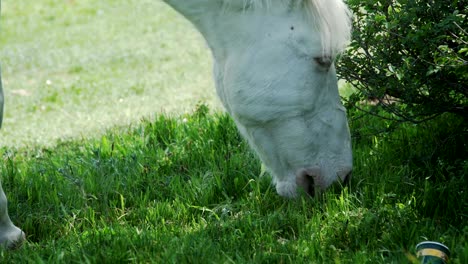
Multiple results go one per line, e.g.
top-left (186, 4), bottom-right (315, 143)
top-left (305, 0), bottom-right (352, 57)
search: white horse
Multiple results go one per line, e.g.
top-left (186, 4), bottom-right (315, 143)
top-left (0, 0), bottom-right (352, 247)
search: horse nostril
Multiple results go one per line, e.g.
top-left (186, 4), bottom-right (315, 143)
top-left (306, 175), bottom-right (315, 197)
top-left (342, 171), bottom-right (352, 186)
top-left (295, 171), bottom-right (316, 197)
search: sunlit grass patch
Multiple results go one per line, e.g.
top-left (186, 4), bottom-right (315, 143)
top-left (0, 0), bottom-right (220, 147)
top-left (0, 107), bottom-right (466, 263)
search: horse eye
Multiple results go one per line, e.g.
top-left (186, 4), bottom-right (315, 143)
top-left (313, 57), bottom-right (332, 68)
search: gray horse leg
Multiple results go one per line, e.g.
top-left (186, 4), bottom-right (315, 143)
top-left (0, 49), bottom-right (25, 247)
top-left (0, 183), bottom-right (25, 248)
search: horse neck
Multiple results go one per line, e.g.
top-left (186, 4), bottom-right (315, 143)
top-left (163, 0), bottom-right (221, 22)
top-left (162, 0), bottom-right (351, 59)
top-left (162, 0), bottom-right (298, 18)
top-left (162, 1), bottom-right (306, 58)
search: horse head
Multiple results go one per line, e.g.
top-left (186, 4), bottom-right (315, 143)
top-left (165, 0), bottom-right (353, 197)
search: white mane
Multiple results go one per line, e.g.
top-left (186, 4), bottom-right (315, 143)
top-left (225, 0), bottom-right (352, 56)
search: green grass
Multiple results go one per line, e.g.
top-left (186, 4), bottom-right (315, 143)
top-left (0, 107), bottom-right (467, 263)
top-left (0, 0), bottom-right (220, 147)
top-left (1, 0), bottom-right (467, 263)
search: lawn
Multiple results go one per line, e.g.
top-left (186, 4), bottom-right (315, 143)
top-left (1, 0), bottom-right (467, 263)
top-left (0, 0), bottom-right (220, 147)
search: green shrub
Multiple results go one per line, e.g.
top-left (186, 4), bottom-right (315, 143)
top-left (339, 0), bottom-right (467, 123)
